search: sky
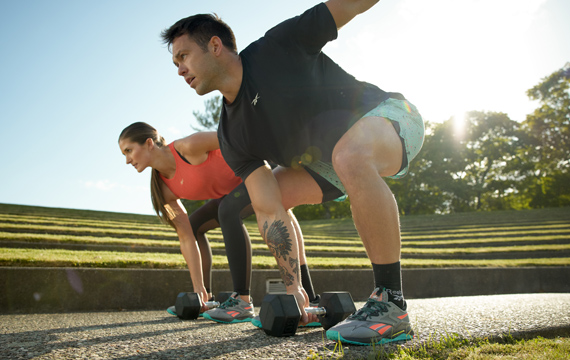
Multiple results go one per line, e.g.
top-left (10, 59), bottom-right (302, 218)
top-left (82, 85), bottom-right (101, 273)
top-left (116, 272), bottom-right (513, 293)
top-left (1, 0), bottom-right (568, 216)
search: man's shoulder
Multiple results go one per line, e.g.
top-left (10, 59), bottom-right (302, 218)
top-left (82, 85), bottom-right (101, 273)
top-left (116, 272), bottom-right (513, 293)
top-left (240, 3), bottom-right (334, 57)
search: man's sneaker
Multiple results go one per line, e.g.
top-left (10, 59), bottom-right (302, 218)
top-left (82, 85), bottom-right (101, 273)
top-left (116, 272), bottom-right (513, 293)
top-left (326, 288), bottom-right (414, 346)
top-left (203, 293), bottom-right (254, 324)
top-left (251, 294), bottom-right (323, 329)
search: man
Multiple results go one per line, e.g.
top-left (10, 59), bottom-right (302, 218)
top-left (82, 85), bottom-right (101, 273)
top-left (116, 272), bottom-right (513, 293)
top-left (162, 0), bottom-right (424, 345)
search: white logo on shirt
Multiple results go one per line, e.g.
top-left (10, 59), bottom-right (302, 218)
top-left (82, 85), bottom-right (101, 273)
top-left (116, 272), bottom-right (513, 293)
top-left (252, 93), bottom-right (260, 106)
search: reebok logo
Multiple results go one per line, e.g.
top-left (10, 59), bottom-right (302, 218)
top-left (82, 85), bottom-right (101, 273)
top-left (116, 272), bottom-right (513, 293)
top-left (251, 93), bottom-right (260, 106)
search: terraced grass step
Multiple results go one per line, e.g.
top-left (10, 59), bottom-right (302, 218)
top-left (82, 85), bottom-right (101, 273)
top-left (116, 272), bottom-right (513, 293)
top-left (2, 203), bottom-right (570, 269)
top-left (4, 237), bottom-right (570, 262)
top-left (2, 247), bottom-right (569, 269)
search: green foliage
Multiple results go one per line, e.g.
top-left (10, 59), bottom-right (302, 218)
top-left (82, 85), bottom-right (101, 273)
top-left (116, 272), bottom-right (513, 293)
top-left (180, 199), bottom-right (208, 214)
top-left (388, 63), bottom-right (570, 216)
top-left (292, 198), bottom-right (352, 220)
top-left (192, 96), bottom-right (222, 131)
top-left (520, 62), bottom-right (570, 208)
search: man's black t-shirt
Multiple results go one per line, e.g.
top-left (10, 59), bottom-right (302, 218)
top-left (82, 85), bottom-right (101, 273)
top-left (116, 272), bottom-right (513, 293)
top-left (218, 2), bottom-right (388, 180)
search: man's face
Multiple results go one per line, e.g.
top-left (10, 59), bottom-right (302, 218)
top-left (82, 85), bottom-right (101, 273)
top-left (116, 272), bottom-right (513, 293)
top-left (172, 35), bottom-right (216, 96)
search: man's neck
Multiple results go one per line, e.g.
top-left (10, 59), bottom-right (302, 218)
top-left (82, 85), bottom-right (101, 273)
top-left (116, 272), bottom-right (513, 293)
top-left (219, 55), bottom-right (243, 105)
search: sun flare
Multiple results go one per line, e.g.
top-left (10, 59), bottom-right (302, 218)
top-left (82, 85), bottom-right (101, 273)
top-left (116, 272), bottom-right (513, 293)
top-left (452, 111), bottom-right (468, 139)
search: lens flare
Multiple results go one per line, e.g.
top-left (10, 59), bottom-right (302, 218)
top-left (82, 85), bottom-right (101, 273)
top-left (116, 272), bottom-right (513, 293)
top-left (452, 111), bottom-right (467, 140)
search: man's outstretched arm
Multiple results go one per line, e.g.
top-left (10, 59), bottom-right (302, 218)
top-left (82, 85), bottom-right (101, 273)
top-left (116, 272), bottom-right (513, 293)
top-left (244, 164), bottom-right (313, 323)
top-left (325, 0), bottom-right (380, 29)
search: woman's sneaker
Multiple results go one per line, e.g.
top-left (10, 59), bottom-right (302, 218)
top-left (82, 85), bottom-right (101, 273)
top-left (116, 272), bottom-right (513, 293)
top-left (203, 293), bottom-right (254, 324)
top-left (326, 288), bottom-right (414, 346)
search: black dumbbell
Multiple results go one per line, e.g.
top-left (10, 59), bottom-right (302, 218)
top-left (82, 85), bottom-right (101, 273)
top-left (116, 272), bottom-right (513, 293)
top-left (259, 292), bottom-right (356, 337)
top-left (174, 291), bottom-right (233, 320)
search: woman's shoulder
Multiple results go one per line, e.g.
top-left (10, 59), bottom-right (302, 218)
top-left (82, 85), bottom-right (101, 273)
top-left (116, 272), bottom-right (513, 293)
top-left (173, 132), bottom-right (219, 157)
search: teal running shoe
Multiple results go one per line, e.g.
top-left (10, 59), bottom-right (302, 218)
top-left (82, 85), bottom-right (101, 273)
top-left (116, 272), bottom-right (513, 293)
top-left (326, 288), bottom-right (414, 346)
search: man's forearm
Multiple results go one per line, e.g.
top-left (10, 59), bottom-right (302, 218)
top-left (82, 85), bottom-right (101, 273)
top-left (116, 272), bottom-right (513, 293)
top-left (257, 212), bottom-right (300, 288)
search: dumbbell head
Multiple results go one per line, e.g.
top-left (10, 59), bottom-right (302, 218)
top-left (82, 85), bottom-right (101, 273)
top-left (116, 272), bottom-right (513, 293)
top-left (315, 292), bottom-right (356, 330)
top-left (174, 292), bottom-right (202, 320)
top-left (259, 294), bottom-right (301, 337)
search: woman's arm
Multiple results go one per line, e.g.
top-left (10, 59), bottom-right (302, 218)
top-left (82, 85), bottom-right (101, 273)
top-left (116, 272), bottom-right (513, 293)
top-left (162, 183), bottom-right (210, 307)
top-left (174, 132), bottom-right (219, 165)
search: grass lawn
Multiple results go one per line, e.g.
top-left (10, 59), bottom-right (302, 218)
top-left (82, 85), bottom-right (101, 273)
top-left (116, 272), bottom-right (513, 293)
top-left (2, 247), bottom-right (569, 269)
top-left (1, 203), bottom-right (569, 269)
top-left (336, 334), bottom-right (570, 360)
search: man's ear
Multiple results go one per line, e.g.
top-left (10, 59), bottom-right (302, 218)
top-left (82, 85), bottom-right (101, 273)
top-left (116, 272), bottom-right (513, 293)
top-left (209, 36), bottom-right (223, 56)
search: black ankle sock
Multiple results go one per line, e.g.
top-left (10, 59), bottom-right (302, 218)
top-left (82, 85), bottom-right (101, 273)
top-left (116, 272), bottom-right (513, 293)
top-left (372, 261), bottom-right (405, 310)
top-left (300, 264), bottom-right (317, 302)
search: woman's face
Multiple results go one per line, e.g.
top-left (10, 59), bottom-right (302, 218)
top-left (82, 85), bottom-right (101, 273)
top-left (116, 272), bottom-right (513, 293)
top-left (119, 138), bottom-right (152, 173)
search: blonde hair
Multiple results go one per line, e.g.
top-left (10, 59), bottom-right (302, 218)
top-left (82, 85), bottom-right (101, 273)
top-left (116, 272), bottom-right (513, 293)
top-left (118, 122), bottom-right (177, 228)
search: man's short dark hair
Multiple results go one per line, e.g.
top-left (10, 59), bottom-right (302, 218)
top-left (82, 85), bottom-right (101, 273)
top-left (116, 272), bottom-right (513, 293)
top-left (161, 14), bottom-right (237, 53)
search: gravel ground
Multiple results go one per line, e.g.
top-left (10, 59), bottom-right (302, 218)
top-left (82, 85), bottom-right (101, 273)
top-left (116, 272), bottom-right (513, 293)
top-left (1, 293), bottom-right (569, 360)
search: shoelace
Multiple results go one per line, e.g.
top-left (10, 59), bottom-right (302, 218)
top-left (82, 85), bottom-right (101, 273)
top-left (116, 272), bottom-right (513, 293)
top-left (219, 297), bottom-right (240, 309)
top-left (348, 298), bottom-right (388, 321)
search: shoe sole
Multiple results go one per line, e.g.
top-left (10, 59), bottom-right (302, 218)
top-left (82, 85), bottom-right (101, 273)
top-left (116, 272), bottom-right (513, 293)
top-left (203, 313), bottom-right (253, 324)
top-left (167, 308), bottom-right (203, 318)
top-left (326, 330), bottom-right (413, 346)
top-left (251, 319), bottom-right (321, 329)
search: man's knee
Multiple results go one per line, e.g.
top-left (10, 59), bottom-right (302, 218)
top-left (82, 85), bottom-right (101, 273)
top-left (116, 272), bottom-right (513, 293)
top-left (333, 119), bottom-right (403, 180)
top-left (332, 142), bottom-right (374, 185)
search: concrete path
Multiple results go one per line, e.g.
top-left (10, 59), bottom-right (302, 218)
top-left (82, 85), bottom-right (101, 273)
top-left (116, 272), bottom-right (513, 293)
top-left (1, 293), bottom-right (569, 360)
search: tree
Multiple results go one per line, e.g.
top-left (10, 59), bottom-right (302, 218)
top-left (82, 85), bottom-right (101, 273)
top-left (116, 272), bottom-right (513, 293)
top-left (408, 118), bottom-right (473, 213)
top-left (521, 62), bottom-right (570, 207)
top-left (387, 122), bottom-right (451, 215)
top-left (461, 111), bottom-right (524, 211)
top-left (192, 96), bottom-right (222, 131)
top-left (397, 112), bottom-right (525, 214)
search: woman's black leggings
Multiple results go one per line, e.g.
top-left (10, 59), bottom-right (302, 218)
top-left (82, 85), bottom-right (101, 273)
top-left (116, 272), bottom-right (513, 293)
top-left (188, 183), bottom-right (254, 295)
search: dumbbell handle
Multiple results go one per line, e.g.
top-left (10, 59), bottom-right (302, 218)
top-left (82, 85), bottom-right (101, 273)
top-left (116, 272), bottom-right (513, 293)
top-left (305, 307), bottom-right (326, 316)
top-left (204, 301), bottom-right (221, 309)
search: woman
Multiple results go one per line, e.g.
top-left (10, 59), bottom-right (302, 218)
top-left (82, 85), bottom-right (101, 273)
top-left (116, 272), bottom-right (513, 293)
top-left (118, 122), bottom-right (319, 323)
